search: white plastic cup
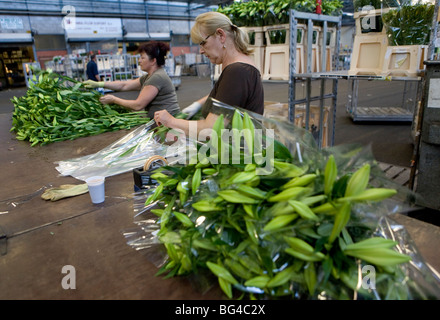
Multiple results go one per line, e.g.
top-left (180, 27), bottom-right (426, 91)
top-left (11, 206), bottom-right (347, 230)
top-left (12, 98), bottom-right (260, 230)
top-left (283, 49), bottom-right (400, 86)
top-left (85, 176), bottom-right (105, 204)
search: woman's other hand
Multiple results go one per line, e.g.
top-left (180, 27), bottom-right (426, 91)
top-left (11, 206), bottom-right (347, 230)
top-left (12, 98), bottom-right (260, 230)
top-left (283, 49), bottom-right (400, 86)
top-left (99, 94), bottom-right (116, 105)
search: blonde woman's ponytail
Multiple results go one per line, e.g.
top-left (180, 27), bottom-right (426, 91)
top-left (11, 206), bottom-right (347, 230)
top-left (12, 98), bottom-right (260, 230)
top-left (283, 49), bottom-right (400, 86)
top-left (232, 24), bottom-right (254, 55)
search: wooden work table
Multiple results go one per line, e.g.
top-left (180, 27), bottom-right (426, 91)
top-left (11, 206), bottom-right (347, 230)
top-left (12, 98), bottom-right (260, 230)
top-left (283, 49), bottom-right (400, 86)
top-left (0, 113), bottom-right (439, 300)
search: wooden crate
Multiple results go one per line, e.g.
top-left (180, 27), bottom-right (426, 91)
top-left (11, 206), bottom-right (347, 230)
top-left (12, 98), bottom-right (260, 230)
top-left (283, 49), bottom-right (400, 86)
top-left (382, 45), bottom-right (428, 77)
top-left (242, 26), bottom-right (265, 74)
top-left (295, 104), bottom-right (330, 148)
top-left (262, 44), bottom-right (290, 80)
top-left (262, 23), bottom-right (308, 79)
top-left (263, 102), bottom-right (287, 118)
top-left (262, 24), bottom-right (290, 80)
top-left (213, 64), bottom-right (221, 81)
top-left (264, 24), bottom-right (290, 46)
top-left (250, 45), bottom-right (265, 75)
top-left (263, 103), bottom-right (330, 147)
top-left (262, 44), bottom-right (305, 79)
top-left (319, 26), bottom-right (337, 72)
top-left (304, 26), bottom-right (321, 73)
top-left (348, 34), bottom-right (388, 76)
top-left (242, 26), bottom-right (265, 47)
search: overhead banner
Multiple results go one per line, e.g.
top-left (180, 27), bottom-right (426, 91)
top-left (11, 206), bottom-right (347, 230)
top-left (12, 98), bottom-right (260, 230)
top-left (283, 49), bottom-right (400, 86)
top-left (0, 16), bottom-right (33, 43)
top-left (64, 17), bottom-right (122, 41)
top-left (124, 32), bottom-right (171, 41)
top-left (0, 32), bottom-right (32, 43)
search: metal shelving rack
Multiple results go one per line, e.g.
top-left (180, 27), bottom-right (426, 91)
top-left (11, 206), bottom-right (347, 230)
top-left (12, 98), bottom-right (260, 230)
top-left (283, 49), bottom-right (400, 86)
top-left (341, 6), bottom-right (429, 122)
top-left (64, 56), bottom-right (87, 81)
top-left (112, 54), bottom-right (139, 81)
top-left (288, 10), bottom-right (342, 149)
top-left (44, 58), bottom-right (65, 76)
top-left (23, 62), bottom-right (41, 87)
top-left (96, 55), bottom-right (113, 82)
top-left (128, 55), bottom-right (143, 79)
top-left (335, 4), bottom-right (436, 123)
top-left (293, 71), bottom-right (422, 122)
top-left (96, 54), bottom-right (143, 82)
top-left (288, 4), bottom-right (437, 145)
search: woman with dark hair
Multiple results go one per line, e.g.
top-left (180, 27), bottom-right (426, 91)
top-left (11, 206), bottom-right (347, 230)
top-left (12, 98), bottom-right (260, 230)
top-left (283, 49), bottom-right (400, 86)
top-left (83, 41), bottom-right (179, 119)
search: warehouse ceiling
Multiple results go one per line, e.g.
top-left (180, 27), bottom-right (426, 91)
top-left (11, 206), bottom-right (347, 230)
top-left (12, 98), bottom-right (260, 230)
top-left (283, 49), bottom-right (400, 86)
top-left (166, 0), bottom-right (234, 9)
top-left (171, 0), bottom-right (355, 25)
top-left (165, 0), bottom-right (355, 11)
top-left (165, 0), bottom-right (355, 17)
top-left (190, 0), bottom-right (234, 5)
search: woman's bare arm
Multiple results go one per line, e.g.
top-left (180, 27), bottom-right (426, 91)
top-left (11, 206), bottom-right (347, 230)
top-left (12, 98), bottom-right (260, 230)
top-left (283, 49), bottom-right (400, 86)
top-left (154, 110), bottom-right (219, 137)
top-left (103, 78), bottom-right (141, 92)
top-left (99, 85), bottom-right (159, 111)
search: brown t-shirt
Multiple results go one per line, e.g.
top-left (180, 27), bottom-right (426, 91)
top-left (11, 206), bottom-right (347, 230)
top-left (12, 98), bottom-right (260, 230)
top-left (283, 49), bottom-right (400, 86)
top-left (139, 68), bottom-right (180, 119)
top-left (202, 62), bottom-right (264, 118)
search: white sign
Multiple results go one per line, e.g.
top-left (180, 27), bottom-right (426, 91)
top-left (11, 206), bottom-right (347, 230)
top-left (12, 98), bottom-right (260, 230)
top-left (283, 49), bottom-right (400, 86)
top-left (428, 78), bottom-right (440, 108)
top-left (62, 5), bottom-right (76, 30)
top-left (65, 17), bottom-right (122, 39)
top-left (0, 17), bottom-right (24, 30)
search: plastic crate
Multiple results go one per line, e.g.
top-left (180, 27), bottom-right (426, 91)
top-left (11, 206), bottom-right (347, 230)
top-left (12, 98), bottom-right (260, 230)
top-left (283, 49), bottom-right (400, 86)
top-left (382, 45), bottom-right (428, 77)
top-left (349, 34), bottom-right (388, 76)
top-left (349, 8), bottom-right (392, 76)
top-left (262, 44), bottom-right (290, 80)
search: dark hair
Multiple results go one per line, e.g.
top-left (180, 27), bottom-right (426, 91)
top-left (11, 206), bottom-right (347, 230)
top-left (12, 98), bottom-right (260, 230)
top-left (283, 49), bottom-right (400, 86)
top-left (90, 54), bottom-right (96, 60)
top-left (137, 41), bottom-right (170, 66)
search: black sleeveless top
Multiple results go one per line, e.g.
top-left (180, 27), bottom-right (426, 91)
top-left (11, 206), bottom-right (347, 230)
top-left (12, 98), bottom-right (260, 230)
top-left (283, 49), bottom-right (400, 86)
top-left (202, 62), bottom-right (264, 117)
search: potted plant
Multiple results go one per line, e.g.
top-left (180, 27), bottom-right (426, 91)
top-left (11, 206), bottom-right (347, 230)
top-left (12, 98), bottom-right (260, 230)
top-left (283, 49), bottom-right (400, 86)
top-left (216, 0), bottom-right (343, 79)
top-left (217, 0), bottom-right (343, 28)
top-left (321, 0), bottom-right (344, 16)
top-left (380, 3), bottom-right (434, 77)
top-left (382, 2), bottom-right (434, 46)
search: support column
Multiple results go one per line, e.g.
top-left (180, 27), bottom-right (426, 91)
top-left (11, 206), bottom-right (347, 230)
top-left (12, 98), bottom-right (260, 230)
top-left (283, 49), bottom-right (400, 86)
top-left (416, 61), bottom-right (440, 210)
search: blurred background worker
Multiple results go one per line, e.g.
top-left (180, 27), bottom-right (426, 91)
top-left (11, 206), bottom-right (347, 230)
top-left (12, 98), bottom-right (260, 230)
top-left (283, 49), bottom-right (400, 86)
top-left (83, 41), bottom-right (179, 119)
top-left (86, 54), bottom-right (100, 81)
top-left (153, 11), bottom-right (264, 135)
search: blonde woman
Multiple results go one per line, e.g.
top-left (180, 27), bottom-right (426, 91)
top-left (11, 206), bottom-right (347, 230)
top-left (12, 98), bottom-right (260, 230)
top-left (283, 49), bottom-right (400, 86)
top-left (154, 11), bottom-right (264, 135)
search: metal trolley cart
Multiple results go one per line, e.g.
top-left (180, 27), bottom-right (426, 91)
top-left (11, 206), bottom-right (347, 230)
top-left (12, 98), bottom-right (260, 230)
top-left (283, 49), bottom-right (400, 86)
top-left (345, 74), bottom-right (422, 122)
top-left (23, 62), bottom-right (41, 87)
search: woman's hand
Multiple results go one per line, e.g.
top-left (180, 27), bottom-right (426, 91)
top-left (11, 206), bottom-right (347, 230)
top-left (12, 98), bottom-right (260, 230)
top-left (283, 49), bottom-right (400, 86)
top-left (154, 110), bottom-right (175, 127)
top-left (83, 80), bottom-right (104, 88)
top-left (99, 95), bottom-right (116, 105)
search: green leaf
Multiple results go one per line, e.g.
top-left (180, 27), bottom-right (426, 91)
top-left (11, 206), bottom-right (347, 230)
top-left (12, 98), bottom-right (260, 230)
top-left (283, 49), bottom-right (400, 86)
top-left (344, 247), bottom-right (411, 267)
top-left (191, 168), bottom-right (202, 195)
top-left (328, 202), bottom-right (351, 244)
top-left (218, 277), bottom-right (233, 299)
top-left (206, 261), bottom-right (238, 285)
top-left (217, 190), bottom-right (259, 204)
